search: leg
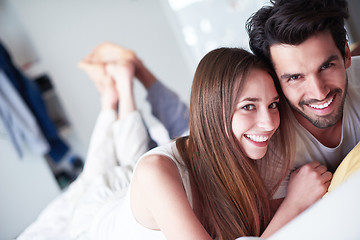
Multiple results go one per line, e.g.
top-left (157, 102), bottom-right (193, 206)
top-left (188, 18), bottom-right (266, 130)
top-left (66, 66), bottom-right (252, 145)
top-left (106, 62), bottom-right (154, 167)
top-left (77, 62), bottom-right (119, 183)
top-left (83, 42), bottom-right (190, 139)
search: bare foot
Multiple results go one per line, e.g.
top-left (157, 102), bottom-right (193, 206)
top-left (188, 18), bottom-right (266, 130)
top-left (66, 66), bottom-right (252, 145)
top-left (85, 42), bottom-right (136, 64)
top-left (83, 42), bottom-right (158, 89)
top-left (106, 62), bottom-right (135, 92)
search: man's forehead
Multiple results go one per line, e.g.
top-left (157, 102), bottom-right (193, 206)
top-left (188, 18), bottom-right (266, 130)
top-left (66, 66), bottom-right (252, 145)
top-left (269, 43), bottom-right (307, 74)
top-left (269, 34), bottom-right (341, 74)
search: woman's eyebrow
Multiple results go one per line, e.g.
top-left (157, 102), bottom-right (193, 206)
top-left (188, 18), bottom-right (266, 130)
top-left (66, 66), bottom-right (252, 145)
top-left (240, 96), bottom-right (279, 102)
top-left (240, 97), bottom-right (259, 102)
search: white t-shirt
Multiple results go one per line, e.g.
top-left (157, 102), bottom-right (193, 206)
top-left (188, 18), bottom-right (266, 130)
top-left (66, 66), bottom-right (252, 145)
top-left (274, 56), bottom-right (360, 198)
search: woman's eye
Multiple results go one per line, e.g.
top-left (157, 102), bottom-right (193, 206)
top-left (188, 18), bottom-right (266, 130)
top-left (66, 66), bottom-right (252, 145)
top-left (242, 104), bottom-right (255, 111)
top-left (269, 102), bottom-right (279, 109)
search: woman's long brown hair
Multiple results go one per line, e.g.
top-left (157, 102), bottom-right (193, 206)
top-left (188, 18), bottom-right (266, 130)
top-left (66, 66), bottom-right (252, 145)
top-left (176, 48), bottom-right (294, 239)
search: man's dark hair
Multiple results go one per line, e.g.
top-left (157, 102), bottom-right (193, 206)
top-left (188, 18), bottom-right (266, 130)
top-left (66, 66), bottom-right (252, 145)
top-left (246, 0), bottom-right (349, 66)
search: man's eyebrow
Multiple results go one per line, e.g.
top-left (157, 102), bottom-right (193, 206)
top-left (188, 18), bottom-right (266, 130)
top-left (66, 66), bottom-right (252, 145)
top-left (279, 55), bottom-right (341, 80)
top-left (279, 73), bottom-right (299, 81)
top-left (320, 55), bottom-right (340, 68)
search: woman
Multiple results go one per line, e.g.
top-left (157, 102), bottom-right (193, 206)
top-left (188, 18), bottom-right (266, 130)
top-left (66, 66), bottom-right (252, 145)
top-left (125, 47), bottom-right (331, 239)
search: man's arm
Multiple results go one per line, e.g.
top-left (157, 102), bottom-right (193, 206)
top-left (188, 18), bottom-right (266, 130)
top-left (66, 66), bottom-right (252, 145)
top-left (261, 162), bottom-right (332, 238)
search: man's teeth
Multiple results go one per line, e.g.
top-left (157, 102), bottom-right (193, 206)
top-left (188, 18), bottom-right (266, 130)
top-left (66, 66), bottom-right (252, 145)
top-left (309, 97), bottom-right (333, 109)
top-left (245, 134), bottom-right (269, 142)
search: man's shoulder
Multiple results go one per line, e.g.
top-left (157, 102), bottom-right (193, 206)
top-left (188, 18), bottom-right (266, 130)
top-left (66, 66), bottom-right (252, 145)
top-left (348, 56), bottom-right (360, 85)
top-left (350, 55), bottom-right (360, 65)
top-left (346, 57), bottom-right (360, 104)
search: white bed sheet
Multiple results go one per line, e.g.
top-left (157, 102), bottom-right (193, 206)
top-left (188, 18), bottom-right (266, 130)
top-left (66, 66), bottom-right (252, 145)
top-left (17, 189), bottom-right (74, 240)
top-left (17, 124), bottom-right (171, 240)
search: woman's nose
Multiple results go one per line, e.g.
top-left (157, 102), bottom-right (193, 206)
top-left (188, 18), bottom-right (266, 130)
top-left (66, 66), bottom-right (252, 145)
top-left (257, 110), bottom-right (279, 131)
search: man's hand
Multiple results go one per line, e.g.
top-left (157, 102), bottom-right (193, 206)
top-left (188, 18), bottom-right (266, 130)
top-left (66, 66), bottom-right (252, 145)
top-left (285, 161), bottom-right (332, 213)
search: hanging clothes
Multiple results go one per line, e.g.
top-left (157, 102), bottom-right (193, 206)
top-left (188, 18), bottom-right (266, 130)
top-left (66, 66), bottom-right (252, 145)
top-left (0, 69), bottom-right (49, 157)
top-left (0, 40), bottom-right (69, 162)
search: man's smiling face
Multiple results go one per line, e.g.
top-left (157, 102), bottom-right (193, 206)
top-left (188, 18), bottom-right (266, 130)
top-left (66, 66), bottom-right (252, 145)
top-left (270, 31), bottom-right (351, 129)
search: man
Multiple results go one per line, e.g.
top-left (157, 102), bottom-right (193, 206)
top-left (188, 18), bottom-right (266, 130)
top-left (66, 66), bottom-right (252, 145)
top-left (246, 0), bottom-right (360, 198)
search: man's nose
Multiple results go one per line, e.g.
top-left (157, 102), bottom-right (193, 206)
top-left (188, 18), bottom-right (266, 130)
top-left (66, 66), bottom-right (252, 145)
top-left (307, 74), bottom-right (330, 100)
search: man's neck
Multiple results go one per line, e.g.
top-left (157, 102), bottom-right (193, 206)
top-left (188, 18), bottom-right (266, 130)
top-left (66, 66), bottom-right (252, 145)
top-left (293, 110), bottom-right (343, 148)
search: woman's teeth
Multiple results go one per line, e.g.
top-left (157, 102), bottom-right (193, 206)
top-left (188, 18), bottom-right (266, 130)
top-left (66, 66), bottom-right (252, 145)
top-left (245, 134), bottom-right (269, 142)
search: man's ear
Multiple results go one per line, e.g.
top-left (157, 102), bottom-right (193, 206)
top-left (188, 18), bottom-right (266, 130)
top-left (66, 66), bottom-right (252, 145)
top-left (344, 41), bottom-right (351, 69)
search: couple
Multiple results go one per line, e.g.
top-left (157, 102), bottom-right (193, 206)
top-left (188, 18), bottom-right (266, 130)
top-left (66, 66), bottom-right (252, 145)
top-left (70, 0), bottom-right (360, 239)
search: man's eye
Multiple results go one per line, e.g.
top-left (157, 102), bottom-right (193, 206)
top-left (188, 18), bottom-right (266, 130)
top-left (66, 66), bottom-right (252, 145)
top-left (242, 104), bottom-right (255, 111)
top-left (288, 75), bottom-right (301, 81)
top-left (321, 62), bottom-right (334, 70)
top-left (269, 102), bottom-right (279, 109)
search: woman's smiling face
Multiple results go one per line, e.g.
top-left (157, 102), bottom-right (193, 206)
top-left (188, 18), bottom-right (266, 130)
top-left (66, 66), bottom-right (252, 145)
top-left (231, 68), bottom-right (280, 160)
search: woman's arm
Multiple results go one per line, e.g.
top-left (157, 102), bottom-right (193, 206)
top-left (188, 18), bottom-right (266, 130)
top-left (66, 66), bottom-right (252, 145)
top-left (131, 154), bottom-right (212, 240)
top-left (261, 161), bottom-right (332, 238)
